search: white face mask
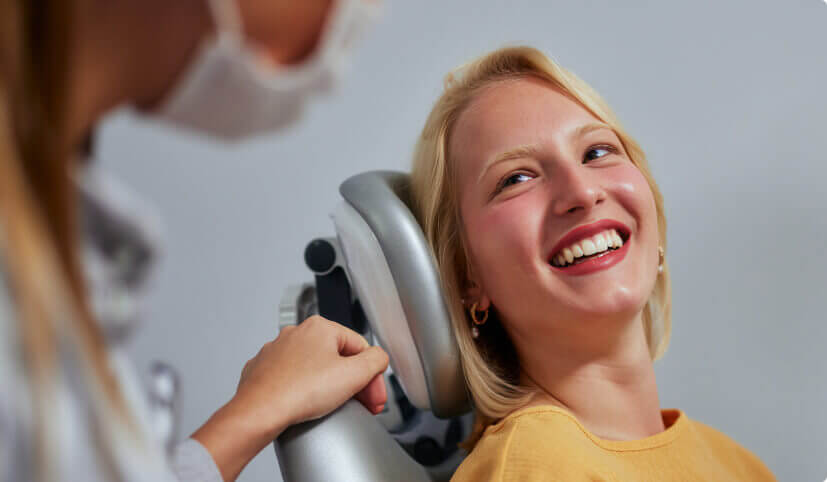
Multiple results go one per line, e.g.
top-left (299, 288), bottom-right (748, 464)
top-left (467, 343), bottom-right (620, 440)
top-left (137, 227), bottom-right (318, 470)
top-left (153, 0), bottom-right (379, 140)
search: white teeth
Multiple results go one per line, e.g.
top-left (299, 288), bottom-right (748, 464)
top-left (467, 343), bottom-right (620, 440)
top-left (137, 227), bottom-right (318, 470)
top-left (551, 228), bottom-right (627, 267)
top-left (594, 234), bottom-right (607, 252)
top-left (581, 239), bottom-right (597, 256)
top-left (613, 230), bottom-right (623, 247)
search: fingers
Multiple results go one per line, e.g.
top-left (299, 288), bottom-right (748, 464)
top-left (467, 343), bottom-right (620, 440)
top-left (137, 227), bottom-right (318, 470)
top-left (341, 344), bottom-right (389, 388)
top-left (299, 316), bottom-right (391, 414)
top-left (344, 347), bottom-right (389, 414)
top-left (299, 315), bottom-right (368, 356)
top-left (354, 372), bottom-right (388, 414)
top-left (333, 322), bottom-right (371, 357)
top-left (357, 345), bottom-right (390, 375)
top-left (296, 316), bottom-right (378, 363)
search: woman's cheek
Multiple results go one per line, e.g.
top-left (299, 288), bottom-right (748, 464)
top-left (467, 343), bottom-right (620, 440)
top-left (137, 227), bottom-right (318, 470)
top-left (611, 164), bottom-right (654, 205)
top-left (610, 164), bottom-right (659, 275)
top-left (474, 198), bottom-right (543, 278)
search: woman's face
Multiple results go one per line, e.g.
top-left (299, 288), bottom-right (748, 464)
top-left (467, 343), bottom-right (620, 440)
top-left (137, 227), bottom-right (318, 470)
top-left (452, 77), bottom-right (660, 347)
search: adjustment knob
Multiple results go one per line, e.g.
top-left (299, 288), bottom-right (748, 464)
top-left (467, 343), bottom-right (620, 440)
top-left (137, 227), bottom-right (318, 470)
top-left (304, 238), bottom-right (337, 274)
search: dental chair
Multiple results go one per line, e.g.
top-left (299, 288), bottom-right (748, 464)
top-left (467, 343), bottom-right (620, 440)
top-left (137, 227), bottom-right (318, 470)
top-left (274, 171), bottom-right (473, 481)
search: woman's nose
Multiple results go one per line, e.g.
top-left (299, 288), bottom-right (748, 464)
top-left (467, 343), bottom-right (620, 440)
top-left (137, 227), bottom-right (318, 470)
top-left (550, 164), bottom-right (606, 216)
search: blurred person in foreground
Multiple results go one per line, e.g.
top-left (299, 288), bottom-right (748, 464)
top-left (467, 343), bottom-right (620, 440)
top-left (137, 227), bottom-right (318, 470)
top-left (0, 0), bottom-right (389, 481)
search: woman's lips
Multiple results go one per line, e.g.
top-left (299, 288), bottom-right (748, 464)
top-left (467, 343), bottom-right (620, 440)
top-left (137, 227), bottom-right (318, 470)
top-left (548, 219), bottom-right (631, 261)
top-left (549, 234), bottom-right (630, 276)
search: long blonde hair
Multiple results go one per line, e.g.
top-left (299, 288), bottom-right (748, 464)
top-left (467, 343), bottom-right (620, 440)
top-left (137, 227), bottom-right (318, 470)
top-left (0, 1), bottom-right (139, 479)
top-left (409, 46), bottom-right (672, 449)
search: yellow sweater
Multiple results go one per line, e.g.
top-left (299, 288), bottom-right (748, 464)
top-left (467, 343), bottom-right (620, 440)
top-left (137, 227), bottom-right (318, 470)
top-left (451, 406), bottom-right (775, 481)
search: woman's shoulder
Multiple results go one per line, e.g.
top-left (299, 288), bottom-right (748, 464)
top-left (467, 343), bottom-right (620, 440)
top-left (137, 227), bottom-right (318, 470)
top-left (684, 416), bottom-right (777, 481)
top-left (451, 406), bottom-right (777, 482)
top-left (451, 406), bottom-right (591, 482)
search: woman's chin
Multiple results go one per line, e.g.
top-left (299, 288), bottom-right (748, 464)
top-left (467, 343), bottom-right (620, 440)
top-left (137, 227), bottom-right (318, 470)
top-left (549, 283), bottom-right (648, 322)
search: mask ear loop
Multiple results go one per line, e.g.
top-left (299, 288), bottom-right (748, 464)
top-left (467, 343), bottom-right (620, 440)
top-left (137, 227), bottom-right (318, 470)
top-left (206, 0), bottom-right (244, 38)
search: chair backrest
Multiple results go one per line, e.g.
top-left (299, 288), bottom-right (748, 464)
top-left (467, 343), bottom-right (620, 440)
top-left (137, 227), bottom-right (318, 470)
top-left (275, 171), bottom-right (470, 482)
top-left (333, 170), bottom-right (469, 417)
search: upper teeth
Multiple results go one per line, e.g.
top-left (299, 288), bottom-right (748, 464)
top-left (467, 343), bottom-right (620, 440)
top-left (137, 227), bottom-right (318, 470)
top-left (551, 229), bottom-right (624, 267)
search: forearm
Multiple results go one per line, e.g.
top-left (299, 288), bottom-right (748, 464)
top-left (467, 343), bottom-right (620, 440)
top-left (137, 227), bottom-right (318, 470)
top-left (191, 397), bottom-right (289, 482)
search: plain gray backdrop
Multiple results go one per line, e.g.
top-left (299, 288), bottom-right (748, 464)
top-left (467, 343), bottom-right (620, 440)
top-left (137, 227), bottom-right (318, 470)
top-left (97, 1), bottom-right (826, 480)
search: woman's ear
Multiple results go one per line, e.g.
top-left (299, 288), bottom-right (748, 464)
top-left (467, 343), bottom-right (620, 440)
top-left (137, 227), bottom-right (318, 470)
top-left (464, 279), bottom-right (491, 311)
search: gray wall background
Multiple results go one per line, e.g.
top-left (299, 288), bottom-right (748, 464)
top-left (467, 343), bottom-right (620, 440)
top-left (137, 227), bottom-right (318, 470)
top-left (97, 1), bottom-right (826, 480)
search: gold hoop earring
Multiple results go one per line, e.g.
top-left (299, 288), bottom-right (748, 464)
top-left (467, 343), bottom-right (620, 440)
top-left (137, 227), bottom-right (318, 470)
top-left (469, 302), bottom-right (488, 339)
top-left (658, 246), bottom-right (665, 274)
top-left (470, 303), bottom-right (489, 325)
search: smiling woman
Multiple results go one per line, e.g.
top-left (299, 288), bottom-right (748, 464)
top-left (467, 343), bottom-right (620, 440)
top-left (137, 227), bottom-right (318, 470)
top-left (409, 46), bottom-right (776, 481)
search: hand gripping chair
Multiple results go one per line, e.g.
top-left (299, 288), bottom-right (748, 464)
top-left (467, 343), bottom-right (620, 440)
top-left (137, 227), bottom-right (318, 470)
top-left (273, 171), bottom-right (473, 481)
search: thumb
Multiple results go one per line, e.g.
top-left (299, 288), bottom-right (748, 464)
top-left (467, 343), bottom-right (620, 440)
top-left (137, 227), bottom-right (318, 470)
top-left (340, 345), bottom-right (390, 393)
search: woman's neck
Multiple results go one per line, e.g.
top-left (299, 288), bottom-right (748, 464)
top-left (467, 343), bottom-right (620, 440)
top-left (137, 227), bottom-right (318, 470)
top-left (67, 0), bottom-right (212, 150)
top-left (515, 315), bottom-right (665, 440)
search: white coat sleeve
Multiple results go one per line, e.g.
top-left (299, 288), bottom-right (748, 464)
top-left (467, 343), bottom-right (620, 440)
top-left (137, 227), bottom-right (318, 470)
top-left (171, 438), bottom-right (224, 482)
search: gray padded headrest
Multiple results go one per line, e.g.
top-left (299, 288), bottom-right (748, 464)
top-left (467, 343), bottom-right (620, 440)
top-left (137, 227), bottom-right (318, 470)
top-left (336, 171), bottom-right (469, 418)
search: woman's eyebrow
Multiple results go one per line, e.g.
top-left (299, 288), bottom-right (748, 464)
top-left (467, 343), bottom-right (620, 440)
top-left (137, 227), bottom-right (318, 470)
top-left (571, 122), bottom-right (613, 140)
top-left (477, 123), bottom-right (613, 183)
top-left (478, 144), bottom-right (541, 182)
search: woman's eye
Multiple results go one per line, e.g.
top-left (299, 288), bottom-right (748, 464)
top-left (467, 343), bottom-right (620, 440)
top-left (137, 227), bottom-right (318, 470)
top-left (499, 172), bottom-right (533, 191)
top-left (584, 145), bottom-right (615, 162)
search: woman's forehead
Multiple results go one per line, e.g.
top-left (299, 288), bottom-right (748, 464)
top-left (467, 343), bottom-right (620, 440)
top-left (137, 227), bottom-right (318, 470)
top-left (450, 77), bottom-right (601, 171)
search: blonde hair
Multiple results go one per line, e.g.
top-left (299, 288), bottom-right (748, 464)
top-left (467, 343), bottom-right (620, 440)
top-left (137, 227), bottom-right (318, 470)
top-left (1, 1), bottom-right (142, 479)
top-left (409, 46), bottom-right (672, 449)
